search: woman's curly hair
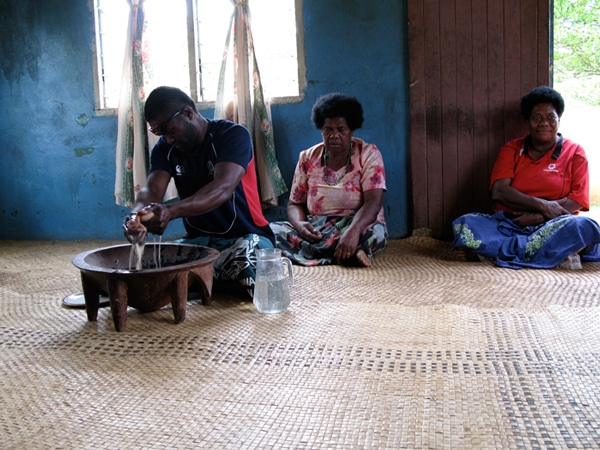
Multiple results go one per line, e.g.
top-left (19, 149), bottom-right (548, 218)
top-left (521, 86), bottom-right (565, 119)
top-left (311, 93), bottom-right (364, 130)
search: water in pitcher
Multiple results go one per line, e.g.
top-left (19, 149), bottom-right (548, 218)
top-left (253, 248), bottom-right (294, 314)
top-left (253, 276), bottom-right (291, 314)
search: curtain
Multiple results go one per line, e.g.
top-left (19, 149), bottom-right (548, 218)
top-left (214, 0), bottom-right (288, 208)
top-left (114, 0), bottom-right (152, 207)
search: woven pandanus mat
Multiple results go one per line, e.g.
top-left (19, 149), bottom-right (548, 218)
top-left (1, 237), bottom-right (600, 449)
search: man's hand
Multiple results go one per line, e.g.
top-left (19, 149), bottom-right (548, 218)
top-left (123, 205), bottom-right (156, 243)
top-left (140, 203), bottom-right (170, 235)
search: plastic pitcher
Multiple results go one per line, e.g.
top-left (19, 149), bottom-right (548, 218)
top-left (253, 248), bottom-right (294, 314)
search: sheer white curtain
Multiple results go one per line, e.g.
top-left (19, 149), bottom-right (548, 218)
top-left (114, 0), bottom-right (152, 207)
top-left (114, 0), bottom-right (177, 207)
top-left (213, 0), bottom-right (288, 207)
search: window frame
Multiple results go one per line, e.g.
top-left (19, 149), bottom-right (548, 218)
top-left (92, 0), bottom-right (306, 116)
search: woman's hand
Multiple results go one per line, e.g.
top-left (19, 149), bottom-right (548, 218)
top-left (334, 227), bottom-right (361, 263)
top-left (294, 221), bottom-right (323, 243)
top-left (509, 212), bottom-right (545, 227)
top-left (333, 188), bottom-right (383, 263)
top-left (287, 202), bottom-right (323, 242)
top-left (538, 198), bottom-right (570, 220)
top-left (492, 180), bottom-right (572, 223)
top-left (508, 197), bottom-right (580, 227)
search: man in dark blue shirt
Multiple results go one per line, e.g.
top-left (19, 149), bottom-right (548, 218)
top-left (124, 86), bottom-right (275, 297)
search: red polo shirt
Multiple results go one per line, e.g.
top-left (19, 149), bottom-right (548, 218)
top-left (490, 135), bottom-right (590, 213)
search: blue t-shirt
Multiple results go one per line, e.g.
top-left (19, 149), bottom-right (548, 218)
top-left (149, 119), bottom-right (274, 243)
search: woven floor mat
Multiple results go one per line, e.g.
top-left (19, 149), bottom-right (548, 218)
top-left (1, 237), bottom-right (600, 449)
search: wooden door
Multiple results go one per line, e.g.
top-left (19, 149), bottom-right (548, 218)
top-left (408, 0), bottom-right (550, 239)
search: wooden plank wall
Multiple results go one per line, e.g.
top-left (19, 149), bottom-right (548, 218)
top-left (408, 0), bottom-right (550, 239)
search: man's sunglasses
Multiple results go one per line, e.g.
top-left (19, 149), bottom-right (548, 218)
top-left (149, 108), bottom-right (184, 136)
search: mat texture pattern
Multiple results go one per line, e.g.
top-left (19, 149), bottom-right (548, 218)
top-left (1, 237), bottom-right (600, 449)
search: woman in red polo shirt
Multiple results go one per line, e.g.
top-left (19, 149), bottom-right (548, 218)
top-left (452, 86), bottom-right (600, 269)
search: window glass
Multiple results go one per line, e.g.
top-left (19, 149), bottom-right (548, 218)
top-left (93, 0), bottom-right (300, 110)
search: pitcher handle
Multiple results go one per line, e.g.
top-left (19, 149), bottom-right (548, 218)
top-left (282, 257), bottom-right (294, 286)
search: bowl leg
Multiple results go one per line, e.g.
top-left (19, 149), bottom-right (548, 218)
top-left (172, 272), bottom-right (188, 324)
top-left (190, 266), bottom-right (214, 306)
top-left (108, 278), bottom-right (129, 332)
top-left (81, 273), bottom-right (101, 322)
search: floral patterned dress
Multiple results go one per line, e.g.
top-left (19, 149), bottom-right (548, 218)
top-left (270, 138), bottom-right (388, 266)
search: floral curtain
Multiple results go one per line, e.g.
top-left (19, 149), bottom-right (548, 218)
top-left (214, 0), bottom-right (288, 208)
top-left (114, 0), bottom-right (152, 207)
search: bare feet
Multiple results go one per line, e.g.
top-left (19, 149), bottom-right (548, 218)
top-left (556, 253), bottom-right (582, 270)
top-left (355, 249), bottom-right (372, 267)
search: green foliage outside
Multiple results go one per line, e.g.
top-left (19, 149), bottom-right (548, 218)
top-left (554, 0), bottom-right (600, 105)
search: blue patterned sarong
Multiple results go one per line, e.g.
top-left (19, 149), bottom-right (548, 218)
top-left (452, 211), bottom-right (600, 269)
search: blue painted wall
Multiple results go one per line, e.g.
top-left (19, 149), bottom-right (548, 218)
top-left (0, 0), bottom-right (410, 240)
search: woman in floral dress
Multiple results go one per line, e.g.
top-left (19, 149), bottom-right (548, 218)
top-left (270, 93), bottom-right (387, 266)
